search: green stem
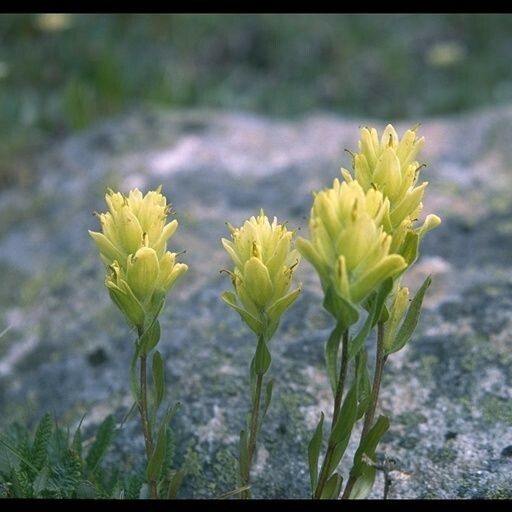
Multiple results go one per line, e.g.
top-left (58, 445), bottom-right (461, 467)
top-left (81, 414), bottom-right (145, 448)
top-left (241, 371), bottom-right (264, 499)
top-left (341, 321), bottom-right (387, 500)
top-left (313, 328), bottom-right (349, 499)
top-left (138, 353), bottom-right (158, 499)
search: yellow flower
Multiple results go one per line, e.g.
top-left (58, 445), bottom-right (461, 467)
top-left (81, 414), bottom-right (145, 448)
top-left (221, 210), bottom-right (301, 338)
top-left (342, 124), bottom-right (432, 230)
top-left (296, 179), bottom-right (406, 309)
top-left (89, 187), bottom-right (188, 329)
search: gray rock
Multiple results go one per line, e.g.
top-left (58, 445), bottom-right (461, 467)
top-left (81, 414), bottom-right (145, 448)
top-left (1, 106), bottom-right (512, 498)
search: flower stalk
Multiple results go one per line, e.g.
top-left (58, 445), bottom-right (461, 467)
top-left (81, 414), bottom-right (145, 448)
top-left (90, 186), bottom-right (187, 499)
top-left (301, 124), bottom-right (440, 500)
top-left (221, 211), bottom-right (301, 499)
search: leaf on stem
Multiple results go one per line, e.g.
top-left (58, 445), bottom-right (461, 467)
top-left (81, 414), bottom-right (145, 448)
top-left (146, 421), bottom-right (167, 482)
top-left (329, 381), bottom-right (358, 447)
top-left (308, 412), bottom-right (324, 492)
top-left (326, 381), bottom-right (359, 475)
top-left (386, 275), bottom-right (431, 355)
top-left (348, 415), bottom-right (390, 499)
top-left (152, 350), bottom-right (165, 411)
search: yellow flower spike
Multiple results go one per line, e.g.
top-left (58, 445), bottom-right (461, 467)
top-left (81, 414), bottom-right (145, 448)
top-left (89, 186), bottom-right (187, 330)
top-left (345, 124), bottom-right (437, 234)
top-left (221, 211), bottom-right (301, 337)
top-left (298, 178), bottom-right (405, 312)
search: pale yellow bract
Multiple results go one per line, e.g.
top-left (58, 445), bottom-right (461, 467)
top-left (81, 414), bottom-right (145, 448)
top-left (221, 211), bottom-right (301, 337)
top-left (89, 187), bottom-right (188, 329)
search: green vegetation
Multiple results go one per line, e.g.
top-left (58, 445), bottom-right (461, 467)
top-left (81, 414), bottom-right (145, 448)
top-left (0, 413), bottom-right (130, 498)
top-left (1, 14), bottom-right (512, 187)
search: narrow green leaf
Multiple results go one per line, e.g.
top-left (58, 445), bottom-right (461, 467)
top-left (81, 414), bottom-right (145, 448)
top-left (152, 350), bottom-right (165, 412)
top-left (320, 473), bottom-right (343, 499)
top-left (325, 322), bottom-right (344, 395)
top-left (387, 275), bottom-right (431, 355)
top-left (353, 281), bottom-right (391, 360)
top-left (86, 414), bottom-right (115, 471)
top-left (147, 422), bottom-right (167, 482)
top-left (254, 336), bottom-right (271, 375)
top-left (347, 415), bottom-right (390, 499)
top-left (348, 464), bottom-right (377, 499)
top-left (262, 379), bottom-right (274, 420)
top-left (31, 413), bottom-right (53, 470)
top-left (166, 469), bottom-right (185, 499)
top-left (329, 381), bottom-right (358, 446)
top-left (351, 415), bottom-right (390, 477)
top-left (307, 412), bottom-right (324, 492)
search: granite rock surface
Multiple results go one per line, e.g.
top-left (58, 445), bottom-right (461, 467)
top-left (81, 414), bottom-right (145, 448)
top-left (1, 107), bottom-right (512, 498)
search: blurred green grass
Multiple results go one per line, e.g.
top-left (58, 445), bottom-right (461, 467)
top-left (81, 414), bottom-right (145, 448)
top-left (1, 13), bottom-right (512, 187)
